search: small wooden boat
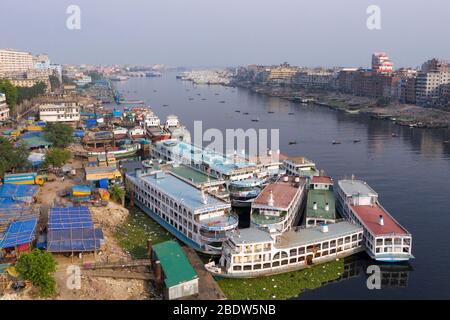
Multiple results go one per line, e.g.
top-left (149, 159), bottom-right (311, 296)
top-left (289, 141), bottom-right (297, 145)
top-left (268, 111), bottom-right (274, 114)
top-left (353, 139), bottom-right (361, 143)
top-left (392, 133), bottom-right (399, 137)
top-left (251, 117), bottom-right (260, 122)
top-left (288, 112), bottom-right (295, 115)
top-left (162, 104), bottom-right (169, 107)
top-left (235, 110), bottom-right (241, 113)
top-left (332, 140), bottom-right (341, 145)
top-left (219, 101), bottom-right (226, 103)
top-left (243, 112), bottom-right (249, 115)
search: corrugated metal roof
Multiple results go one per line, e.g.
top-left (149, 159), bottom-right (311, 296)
top-left (152, 240), bottom-right (197, 288)
top-left (306, 189), bottom-right (336, 219)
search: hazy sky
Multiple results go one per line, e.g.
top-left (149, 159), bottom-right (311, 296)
top-left (1, 0), bottom-right (449, 68)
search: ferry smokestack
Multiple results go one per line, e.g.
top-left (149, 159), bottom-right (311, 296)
top-left (325, 203), bottom-right (329, 211)
top-left (313, 202), bottom-right (318, 210)
top-left (379, 215), bottom-right (384, 226)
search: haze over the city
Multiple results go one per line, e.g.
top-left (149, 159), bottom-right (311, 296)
top-left (1, 0), bottom-right (449, 67)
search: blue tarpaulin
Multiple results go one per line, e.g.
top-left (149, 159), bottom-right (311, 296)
top-left (46, 228), bottom-right (103, 252)
top-left (0, 218), bottom-right (38, 248)
top-left (47, 206), bottom-right (104, 252)
top-left (48, 206), bottom-right (93, 230)
top-left (73, 130), bottom-right (85, 138)
top-left (98, 179), bottom-right (108, 189)
top-left (0, 199), bottom-right (35, 223)
top-left (0, 184), bottom-right (39, 200)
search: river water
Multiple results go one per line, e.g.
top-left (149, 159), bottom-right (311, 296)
top-left (114, 73), bottom-right (450, 299)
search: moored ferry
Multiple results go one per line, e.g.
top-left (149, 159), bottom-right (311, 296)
top-left (86, 143), bottom-right (140, 158)
top-left (305, 176), bottom-right (338, 227)
top-left (228, 178), bottom-right (263, 207)
top-left (128, 126), bottom-right (146, 139)
top-left (336, 178), bottom-right (413, 262)
top-left (250, 176), bottom-right (307, 234)
top-left (126, 170), bottom-right (239, 255)
top-left (205, 221), bottom-right (363, 278)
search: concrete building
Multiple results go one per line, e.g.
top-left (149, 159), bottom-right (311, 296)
top-left (416, 59), bottom-right (450, 107)
top-left (74, 75), bottom-right (92, 87)
top-left (293, 70), bottom-right (335, 90)
top-left (0, 93), bottom-right (10, 121)
top-left (372, 52), bottom-right (394, 75)
top-left (0, 49), bottom-right (34, 75)
top-left (39, 102), bottom-right (80, 122)
top-left (266, 63), bottom-right (299, 84)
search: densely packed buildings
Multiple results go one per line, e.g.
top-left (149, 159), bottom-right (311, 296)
top-left (234, 53), bottom-right (450, 109)
top-left (0, 93), bottom-right (9, 122)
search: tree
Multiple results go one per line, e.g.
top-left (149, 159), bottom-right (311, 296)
top-left (43, 122), bottom-right (74, 148)
top-left (0, 136), bottom-right (29, 178)
top-left (49, 75), bottom-right (61, 92)
top-left (17, 81), bottom-right (47, 104)
top-left (16, 249), bottom-right (57, 298)
top-left (109, 184), bottom-right (125, 205)
top-left (0, 80), bottom-right (18, 112)
top-left (376, 97), bottom-right (391, 107)
top-left (44, 148), bottom-right (71, 169)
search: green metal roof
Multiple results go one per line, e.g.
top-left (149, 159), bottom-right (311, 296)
top-left (152, 240), bottom-right (198, 288)
top-left (306, 189), bottom-right (336, 220)
top-left (169, 165), bottom-right (217, 185)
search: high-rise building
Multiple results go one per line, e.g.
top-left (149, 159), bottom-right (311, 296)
top-left (416, 58), bottom-right (450, 107)
top-left (372, 52), bottom-right (394, 75)
top-left (0, 49), bottom-right (34, 75)
top-left (0, 93), bottom-right (10, 121)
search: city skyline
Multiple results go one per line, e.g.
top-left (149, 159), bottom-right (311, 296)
top-left (1, 0), bottom-right (449, 68)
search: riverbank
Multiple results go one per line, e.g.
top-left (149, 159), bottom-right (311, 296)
top-left (232, 82), bottom-right (450, 129)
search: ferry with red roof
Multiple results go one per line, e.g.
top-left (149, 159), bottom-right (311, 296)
top-left (336, 178), bottom-right (413, 262)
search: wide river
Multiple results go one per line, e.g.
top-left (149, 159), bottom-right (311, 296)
top-left (114, 72), bottom-right (450, 299)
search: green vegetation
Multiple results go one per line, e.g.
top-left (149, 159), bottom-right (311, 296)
top-left (87, 71), bottom-right (103, 82)
top-left (44, 147), bottom-right (71, 169)
top-left (108, 184), bottom-right (125, 204)
top-left (17, 82), bottom-right (47, 104)
top-left (376, 96), bottom-right (391, 107)
top-left (0, 136), bottom-right (29, 178)
top-left (0, 80), bottom-right (18, 112)
top-left (115, 207), bottom-right (173, 258)
top-left (217, 259), bottom-right (344, 300)
top-left (49, 75), bottom-right (61, 92)
top-left (43, 122), bottom-right (74, 148)
top-left (16, 249), bottom-right (57, 298)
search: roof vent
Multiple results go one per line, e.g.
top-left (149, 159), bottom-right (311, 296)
top-left (268, 190), bottom-right (274, 207)
top-left (201, 189), bottom-right (207, 205)
top-left (294, 177), bottom-right (300, 183)
top-left (313, 202), bottom-right (317, 210)
top-left (321, 224), bottom-right (329, 233)
top-left (325, 203), bottom-right (329, 211)
top-left (283, 176), bottom-right (289, 182)
top-left (379, 215), bottom-right (384, 226)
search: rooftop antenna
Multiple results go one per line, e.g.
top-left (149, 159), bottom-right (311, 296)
top-left (268, 190), bottom-right (274, 207)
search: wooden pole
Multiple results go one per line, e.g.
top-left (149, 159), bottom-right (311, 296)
top-left (154, 260), bottom-right (162, 291)
top-left (146, 240), bottom-right (153, 259)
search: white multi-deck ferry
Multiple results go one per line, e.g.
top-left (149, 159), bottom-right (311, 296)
top-left (336, 178), bottom-right (413, 262)
top-left (126, 170), bottom-right (239, 255)
top-left (205, 221), bottom-right (363, 278)
top-left (250, 176), bottom-right (307, 234)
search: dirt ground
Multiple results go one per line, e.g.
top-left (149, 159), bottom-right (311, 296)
top-left (2, 164), bottom-right (154, 300)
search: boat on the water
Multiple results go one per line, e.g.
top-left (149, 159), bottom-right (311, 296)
top-left (128, 126), bottom-right (146, 139)
top-left (336, 178), bottom-right (413, 262)
top-left (87, 144), bottom-right (141, 158)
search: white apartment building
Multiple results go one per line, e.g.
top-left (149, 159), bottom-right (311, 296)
top-left (0, 93), bottom-right (10, 121)
top-left (39, 102), bottom-right (80, 122)
top-left (0, 49), bottom-right (34, 75)
top-left (416, 71), bottom-right (450, 106)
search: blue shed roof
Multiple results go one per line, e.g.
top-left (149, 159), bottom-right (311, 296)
top-left (48, 206), bottom-right (93, 230)
top-left (0, 218), bottom-right (38, 248)
top-left (0, 184), bottom-right (39, 199)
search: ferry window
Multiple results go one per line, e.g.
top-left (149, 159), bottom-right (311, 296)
top-left (385, 238), bottom-right (393, 245)
top-left (299, 256), bottom-right (305, 262)
top-left (330, 240), bottom-right (336, 247)
top-left (376, 248), bottom-right (381, 253)
top-left (403, 247), bottom-right (409, 253)
top-left (358, 233), bottom-right (363, 240)
top-left (338, 239), bottom-right (343, 245)
top-left (281, 260), bottom-right (288, 265)
top-left (345, 236), bottom-right (350, 244)
top-left (254, 264), bottom-right (261, 270)
top-left (299, 247), bottom-right (305, 254)
top-left (272, 261), bottom-right (280, 267)
top-left (290, 249), bottom-right (297, 256)
top-left (244, 265), bottom-right (252, 271)
top-left (322, 242), bottom-right (329, 249)
top-left (307, 245), bottom-right (314, 253)
top-left (194, 226), bottom-right (198, 233)
top-left (394, 238), bottom-right (401, 245)
top-left (352, 235), bottom-right (357, 242)
top-left (290, 258), bottom-right (296, 264)
top-left (403, 238), bottom-right (411, 245)
top-left (263, 263), bottom-right (270, 269)
top-left (233, 266), bottom-right (242, 271)
top-left (330, 249), bottom-right (336, 254)
top-left (322, 250), bottom-right (328, 256)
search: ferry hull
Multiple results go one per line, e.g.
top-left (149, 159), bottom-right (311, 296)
top-left (207, 247), bottom-right (364, 279)
top-left (133, 198), bottom-right (222, 256)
